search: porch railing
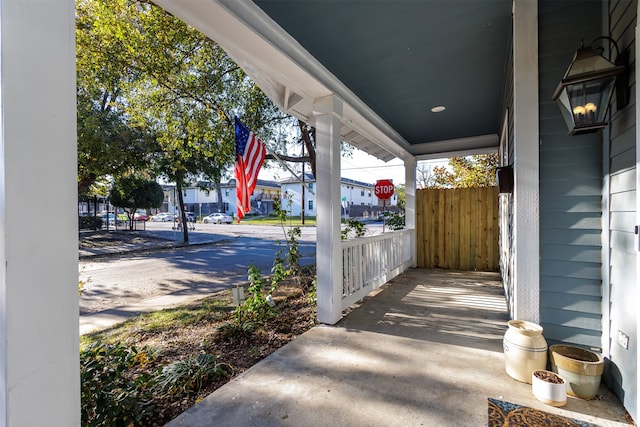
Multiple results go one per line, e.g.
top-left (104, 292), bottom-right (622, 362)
top-left (341, 229), bottom-right (414, 310)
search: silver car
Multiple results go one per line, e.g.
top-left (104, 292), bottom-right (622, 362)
top-left (203, 212), bottom-right (233, 224)
top-left (150, 212), bottom-right (174, 222)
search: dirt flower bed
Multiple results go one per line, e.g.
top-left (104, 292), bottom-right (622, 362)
top-left (81, 270), bottom-right (317, 426)
top-left (79, 230), bottom-right (162, 248)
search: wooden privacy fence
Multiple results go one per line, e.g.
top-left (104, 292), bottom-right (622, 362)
top-left (417, 187), bottom-right (499, 271)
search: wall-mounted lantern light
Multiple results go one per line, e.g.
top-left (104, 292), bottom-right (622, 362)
top-left (552, 37), bottom-right (628, 136)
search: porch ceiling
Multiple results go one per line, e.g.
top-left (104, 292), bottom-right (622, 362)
top-left (153, 0), bottom-right (512, 162)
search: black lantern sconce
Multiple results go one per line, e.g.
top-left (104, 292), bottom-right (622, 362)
top-left (552, 37), bottom-right (629, 136)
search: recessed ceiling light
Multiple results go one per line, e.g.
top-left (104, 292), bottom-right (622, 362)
top-left (431, 106), bottom-right (446, 113)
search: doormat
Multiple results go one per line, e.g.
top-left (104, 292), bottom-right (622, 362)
top-left (488, 398), bottom-right (601, 427)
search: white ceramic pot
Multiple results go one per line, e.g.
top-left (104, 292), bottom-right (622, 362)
top-left (504, 320), bottom-right (548, 383)
top-left (532, 369), bottom-right (567, 406)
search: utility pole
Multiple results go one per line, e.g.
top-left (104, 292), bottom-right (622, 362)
top-left (301, 142), bottom-right (306, 225)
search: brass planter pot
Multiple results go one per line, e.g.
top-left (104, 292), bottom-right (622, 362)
top-left (549, 344), bottom-right (604, 400)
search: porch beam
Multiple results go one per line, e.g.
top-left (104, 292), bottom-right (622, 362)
top-left (512, 0), bottom-right (540, 322)
top-left (315, 95), bottom-right (344, 324)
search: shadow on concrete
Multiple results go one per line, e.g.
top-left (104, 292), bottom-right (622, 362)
top-left (166, 268), bottom-right (631, 427)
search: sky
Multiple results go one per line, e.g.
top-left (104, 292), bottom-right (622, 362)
top-left (258, 148), bottom-right (448, 186)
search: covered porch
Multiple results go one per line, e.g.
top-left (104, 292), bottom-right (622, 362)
top-left (166, 269), bottom-right (630, 426)
top-left (1, 0), bottom-right (639, 424)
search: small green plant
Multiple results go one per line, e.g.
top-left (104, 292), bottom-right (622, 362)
top-left (233, 264), bottom-right (278, 324)
top-left (341, 218), bottom-right (368, 240)
top-left (274, 196), bottom-right (302, 274)
top-left (386, 212), bottom-right (405, 230)
top-left (307, 276), bottom-right (317, 305)
top-left (80, 342), bottom-right (156, 426)
top-left (216, 319), bottom-right (258, 340)
top-left (155, 353), bottom-right (232, 396)
top-left (271, 251), bottom-right (287, 289)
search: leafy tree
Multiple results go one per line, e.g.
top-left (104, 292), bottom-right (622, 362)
top-left (109, 177), bottom-right (164, 229)
top-left (76, 0), bottom-right (155, 196)
top-left (395, 184), bottom-right (406, 210)
top-left (77, 0), bottom-right (286, 241)
top-left (430, 154), bottom-right (499, 188)
top-left (76, 0), bottom-right (350, 242)
top-left (416, 164), bottom-right (436, 189)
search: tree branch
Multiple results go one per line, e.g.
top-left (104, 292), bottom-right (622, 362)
top-left (265, 154), bottom-right (312, 163)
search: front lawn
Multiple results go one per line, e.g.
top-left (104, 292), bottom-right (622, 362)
top-left (80, 268), bottom-right (317, 426)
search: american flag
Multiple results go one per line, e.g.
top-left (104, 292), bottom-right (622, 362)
top-left (234, 117), bottom-right (266, 222)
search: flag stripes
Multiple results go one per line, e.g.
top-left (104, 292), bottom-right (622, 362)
top-left (234, 117), bottom-right (266, 222)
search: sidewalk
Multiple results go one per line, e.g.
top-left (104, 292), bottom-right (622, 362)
top-left (78, 228), bottom-right (224, 259)
top-left (166, 269), bottom-right (631, 427)
top-left (79, 229), bottom-right (231, 335)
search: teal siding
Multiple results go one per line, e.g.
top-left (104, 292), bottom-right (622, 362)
top-left (607, 0), bottom-right (637, 419)
top-left (538, 0), bottom-right (604, 350)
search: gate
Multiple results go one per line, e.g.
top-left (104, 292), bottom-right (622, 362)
top-left (416, 187), bottom-right (499, 271)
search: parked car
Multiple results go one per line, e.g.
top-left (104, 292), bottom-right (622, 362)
top-left (203, 212), bottom-right (233, 224)
top-left (150, 212), bottom-right (174, 222)
top-left (244, 208), bottom-right (262, 216)
top-left (100, 213), bottom-right (122, 226)
top-left (133, 209), bottom-right (149, 221)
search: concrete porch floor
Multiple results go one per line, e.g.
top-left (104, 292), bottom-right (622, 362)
top-left (166, 269), bottom-right (632, 426)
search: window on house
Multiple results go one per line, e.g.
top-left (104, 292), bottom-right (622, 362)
top-left (308, 200), bottom-right (313, 211)
top-left (225, 189), bottom-right (229, 196)
top-left (309, 183), bottom-right (313, 190)
top-left (361, 190), bottom-right (364, 196)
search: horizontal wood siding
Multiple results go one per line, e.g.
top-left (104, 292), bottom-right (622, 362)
top-left (538, 1), bottom-right (604, 349)
top-left (607, 0), bottom-right (637, 419)
top-left (416, 187), bottom-right (499, 271)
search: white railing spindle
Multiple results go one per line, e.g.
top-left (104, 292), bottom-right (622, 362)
top-left (341, 229), bottom-right (414, 310)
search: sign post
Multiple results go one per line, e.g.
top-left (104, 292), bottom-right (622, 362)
top-left (374, 179), bottom-right (394, 232)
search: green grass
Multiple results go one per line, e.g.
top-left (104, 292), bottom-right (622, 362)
top-left (241, 216), bottom-right (316, 226)
top-left (80, 294), bottom-right (234, 350)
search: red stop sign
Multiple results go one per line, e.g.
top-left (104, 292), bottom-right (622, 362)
top-left (374, 179), bottom-right (394, 200)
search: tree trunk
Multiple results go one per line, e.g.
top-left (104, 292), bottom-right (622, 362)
top-left (299, 120), bottom-right (316, 178)
top-left (176, 181), bottom-right (189, 243)
top-left (215, 182), bottom-right (224, 213)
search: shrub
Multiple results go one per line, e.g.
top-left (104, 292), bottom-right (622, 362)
top-left (386, 212), bottom-right (405, 230)
top-left (155, 353), bottom-right (232, 396)
top-left (80, 342), bottom-right (156, 426)
top-left (341, 218), bottom-right (367, 239)
top-left (217, 319), bottom-right (258, 340)
top-left (79, 215), bottom-right (103, 230)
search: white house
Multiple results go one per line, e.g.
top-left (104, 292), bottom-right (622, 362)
top-left (162, 180), bottom-right (281, 218)
top-left (280, 174), bottom-right (396, 217)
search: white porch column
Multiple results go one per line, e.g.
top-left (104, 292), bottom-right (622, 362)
top-left (315, 95), bottom-right (343, 324)
top-left (0, 2), bottom-right (80, 425)
top-left (512, 0), bottom-right (540, 322)
top-left (404, 156), bottom-right (417, 267)
top-left (635, 0), bottom-right (640, 419)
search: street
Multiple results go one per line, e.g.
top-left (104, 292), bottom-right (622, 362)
top-left (79, 221), bottom-right (384, 328)
top-left (79, 224), bottom-right (318, 314)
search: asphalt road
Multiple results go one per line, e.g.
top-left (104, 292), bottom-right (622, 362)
top-left (79, 223), bottom-right (318, 315)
